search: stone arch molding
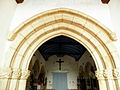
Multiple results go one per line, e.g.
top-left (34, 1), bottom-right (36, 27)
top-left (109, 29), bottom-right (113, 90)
top-left (1, 8), bottom-right (120, 90)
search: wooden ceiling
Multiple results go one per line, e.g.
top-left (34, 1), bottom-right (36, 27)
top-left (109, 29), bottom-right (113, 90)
top-left (39, 36), bottom-right (86, 61)
top-left (16, 0), bottom-right (110, 4)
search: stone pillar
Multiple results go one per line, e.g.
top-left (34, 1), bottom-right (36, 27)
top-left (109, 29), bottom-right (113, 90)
top-left (0, 68), bottom-right (12, 90)
top-left (0, 68), bottom-right (30, 90)
top-left (95, 70), bottom-right (107, 90)
top-left (113, 68), bottom-right (120, 89)
top-left (103, 69), bottom-right (116, 90)
top-left (18, 69), bottom-right (31, 90)
top-left (9, 68), bottom-right (21, 90)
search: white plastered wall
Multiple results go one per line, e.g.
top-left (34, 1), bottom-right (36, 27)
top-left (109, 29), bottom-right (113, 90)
top-left (10, 0), bottom-right (113, 31)
top-left (109, 0), bottom-right (120, 52)
top-left (0, 0), bottom-right (17, 67)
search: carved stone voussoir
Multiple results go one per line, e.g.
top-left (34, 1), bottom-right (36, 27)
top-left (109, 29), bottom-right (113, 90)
top-left (0, 68), bottom-right (12, 79)
top-left (21, 70), bottom-right (30, 80)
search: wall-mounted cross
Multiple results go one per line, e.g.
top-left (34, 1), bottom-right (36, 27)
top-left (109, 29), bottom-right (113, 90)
top-left (56, 59), bottom-right (64, 70)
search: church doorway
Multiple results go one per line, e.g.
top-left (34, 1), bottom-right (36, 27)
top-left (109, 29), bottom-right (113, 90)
top-left (27, 35), bottom-right (99, 90)
top-left (4, 8), bottom-right (120, 90)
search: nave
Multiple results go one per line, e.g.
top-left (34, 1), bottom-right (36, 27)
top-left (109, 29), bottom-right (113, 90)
top-left (26, 36), bottom-right (99, 90)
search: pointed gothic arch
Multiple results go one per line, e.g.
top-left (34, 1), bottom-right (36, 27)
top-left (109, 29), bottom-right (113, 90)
top-left (1, 8), bottom-right (120, 90)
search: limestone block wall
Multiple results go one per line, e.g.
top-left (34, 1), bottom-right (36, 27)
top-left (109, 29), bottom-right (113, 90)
top-left (46, 55), bottom-right (78, 89)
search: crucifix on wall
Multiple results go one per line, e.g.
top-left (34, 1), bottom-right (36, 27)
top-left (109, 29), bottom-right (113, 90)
top-left (56, 59), bottom-right (64, 70)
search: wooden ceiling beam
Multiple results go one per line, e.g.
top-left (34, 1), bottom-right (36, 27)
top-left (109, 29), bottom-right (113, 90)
top-left (101, 0), bottom-right (110, 4)
top-left (16, 0), bottom-right (24, 4)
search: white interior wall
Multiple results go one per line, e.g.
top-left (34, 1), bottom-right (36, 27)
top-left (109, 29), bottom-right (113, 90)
top-left (45, 50), bottom-right (95, 89)
top-left (46, 55), bottom-right (78, 89)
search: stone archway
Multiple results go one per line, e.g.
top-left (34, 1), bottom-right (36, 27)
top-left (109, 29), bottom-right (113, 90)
top-left (0, 8), bottom-right (120, 90)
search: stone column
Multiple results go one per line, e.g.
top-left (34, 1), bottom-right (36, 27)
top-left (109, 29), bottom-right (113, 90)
top-left (95, 70), bottom-right (107, 90)
top-left (113, 68), bottom-right (120, 89)
top-left (103, 69), bottom-right (116, 90)
top-left (9, 68), bottom-right (21, 90)
top-left (0, 68), bottom-right (30, 90)
top-left (0, 68), bottom-right (12, 90)
top-left (95, 69), bottom-right (119, 90)
top-left (18, 69), bottom-right (30, 90)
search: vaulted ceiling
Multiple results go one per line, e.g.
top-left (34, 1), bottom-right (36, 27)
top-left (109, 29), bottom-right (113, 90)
top-left (39, 36), bottom-right (86, 61)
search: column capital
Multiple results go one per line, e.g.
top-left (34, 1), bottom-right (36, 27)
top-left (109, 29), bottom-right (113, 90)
top-left (95, 70), bottom-right (104, 79)
top-left (113, 68), bottom-right (120, 79)
top-left (0, 68), bottom-right (30, 80)
top-left (12, 68), bottom-right (21, 79)
top-left (103, 69), bottom-right (113, 79)
top-left (21, 69), bottom-right (31, 80)
top-left (0, 67), bottom-right (12, 79)
top-left (95, 68), bottom-right (120, 80)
